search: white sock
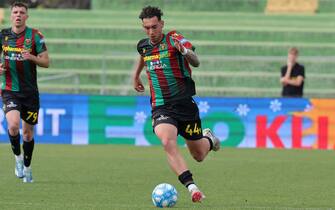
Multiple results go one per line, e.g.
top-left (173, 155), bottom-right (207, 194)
top-left (24, 166), bottom-right (31, 171)
top-left (15, 154), bottom-right (23, 161)
top-left (187, 184), bottom-right (198, 193)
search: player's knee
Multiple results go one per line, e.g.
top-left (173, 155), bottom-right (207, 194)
top-left (22, 130), bottom-right (34, 141)
top-left (8, 123), bottom-right (20, 135)
top-left (23, 134), bottom-right (33, 142)
top-left (161, 137), bottom-right (177, 151)
top-left (191, 151), bottom-right (206, 162)
top-left (193, 154), bottom-right (205, 162)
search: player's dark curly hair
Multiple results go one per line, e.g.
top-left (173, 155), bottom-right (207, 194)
top-left (139, 6), bottom-right (163, 21)
top-left (11, 1), bottom-right (29, 11)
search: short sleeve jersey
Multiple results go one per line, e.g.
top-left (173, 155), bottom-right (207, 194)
top-left (0, 27), bottom-right (47, 93)
top-left (137, 31), bottom-right (196, 107)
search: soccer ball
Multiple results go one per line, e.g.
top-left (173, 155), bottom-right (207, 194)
top-left (152, 183), bottom-right (178, 208)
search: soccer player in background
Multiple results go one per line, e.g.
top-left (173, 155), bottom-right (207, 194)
top-left (133, 6), bottom-right (220, 202)
top-left (280, 47), bottom-right (305, 97)
top-left (0, 2), bottom-right (49, 183)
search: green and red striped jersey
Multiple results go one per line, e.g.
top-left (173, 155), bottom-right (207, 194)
top-left (137, 31), bottom-right (196, 107)
top-left (0, 27), bottom-right (47, 93)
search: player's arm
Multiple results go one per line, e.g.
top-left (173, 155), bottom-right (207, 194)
top-left (289, 66), bottom-right (306, 87)
top-left (0, 32), bottom-right (4, 75)
top-left (0, 63), bottom-right (4, 75)
top-left (283, 75), bottom-right (304, 87)
top-left (22, 50), bottom-right (50, 68)
top-left (280, 69), bottom-right (288, 86)
top-left (172, 38), bottom-right (200, 67)
top-left (183, 49), bottom-right (200, 67)
top-left (23, 31), bottom-right (50, 68)
top-left (280, 60), bottom-right (293, 86)
top-left (133, 55), bottom-right (145, 92)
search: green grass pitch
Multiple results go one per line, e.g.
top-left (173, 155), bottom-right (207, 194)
top-left (0, 144), bottom-right (334, 209)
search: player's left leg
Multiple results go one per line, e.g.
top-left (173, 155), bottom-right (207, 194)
top-left (21, 121), bottom-right (35, 183)
top-left (22, 121), bottom-right (35, 183)
top-left (178, 119), bottom-right (220, 202)
top-left (186, 131), bottom-right (220, 162)
top-left (176, 98), bottom-right (220, 161)
top-left (21, 99), bottom-right (39, 183)
top-left (180, 118), bottom-right (220, 162)
top-left (20, 94), bottom-right (39, 183)
top-left (185, 138), bottom-right (211, 162)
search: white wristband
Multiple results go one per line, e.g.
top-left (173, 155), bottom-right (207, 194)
top-left (181, 47), bottom-right (188, 56)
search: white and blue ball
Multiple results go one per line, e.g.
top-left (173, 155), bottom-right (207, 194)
top-left (152, 183), bottom-right (178, 208)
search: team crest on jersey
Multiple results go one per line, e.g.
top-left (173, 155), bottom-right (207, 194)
top-left (160, 43), bottom-right (167, 51)
top-left (25, 39), bottom-right (31, 45)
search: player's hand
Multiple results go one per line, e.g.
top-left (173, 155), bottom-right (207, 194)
top-left (134, 77), bottom-right (145, 92)
top-left (172, 37), bottom-right (186, 54)
top-left (0, 63), bottom-right (5, 75)
top-left (287, 59), bottom-right (294, 69)
top-left (280, 77), bottom-right (288, 85)
top-left (22, 49), bottom-right (35, 61)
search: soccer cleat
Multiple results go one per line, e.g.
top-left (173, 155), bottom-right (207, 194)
top-left (203, 128), bottom-right (220, 151)
top-left (191, 189), bottom-right (206, 203)
top-left (15, 158), bottom-right (24, 178)
top-left (23, 167), bottom-right (34, 183)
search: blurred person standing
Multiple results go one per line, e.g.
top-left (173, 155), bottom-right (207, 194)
top-left (280, 47), bottom-right (305, 97)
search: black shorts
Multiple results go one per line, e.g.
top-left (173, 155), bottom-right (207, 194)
top-left (152, 97), bottom-right (203, 140)
top-left (1, 90), bottom-right (40, 125)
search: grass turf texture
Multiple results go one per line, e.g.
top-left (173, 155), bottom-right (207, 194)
top-left (0, 144), bottom-right (334, 209)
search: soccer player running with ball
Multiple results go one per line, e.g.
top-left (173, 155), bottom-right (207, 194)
top-left (0, 2), bottom-right (49, 183)
top-left (134, 6), bottom-right (220, 202)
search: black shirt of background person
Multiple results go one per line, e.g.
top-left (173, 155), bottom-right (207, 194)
top-left (281, 63), bottom-right (305, 97)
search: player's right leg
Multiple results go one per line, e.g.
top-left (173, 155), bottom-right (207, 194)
top-left (5, 110), bottom-right (23, 178)
top-left (154, 119), bottom-right (202, 203)
top-left (154, 123), bottom-right (188, 175)
top-left (2, 91), bottom-right (23, 178)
